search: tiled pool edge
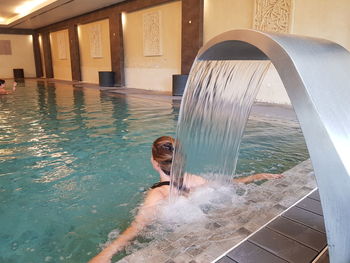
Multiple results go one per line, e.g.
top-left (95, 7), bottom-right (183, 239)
top-left (213, 188), bottom-right (321, 263)
top-left (214, 188), bottom-right (327, 263)
top-left (117, 159), bottom-right (316, 263)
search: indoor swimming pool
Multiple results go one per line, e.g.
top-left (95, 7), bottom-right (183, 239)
top-left (0, 81), bottom-right (308, 262)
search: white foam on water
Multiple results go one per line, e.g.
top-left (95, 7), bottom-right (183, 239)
top-left (44, 256), bottom-right (53, 262)
top-left (103, 181), bottom-right (259, 258)
top-left (154, 181), bottom-right (254, 233)
top-left (100, 229), bottom-right (121, 249)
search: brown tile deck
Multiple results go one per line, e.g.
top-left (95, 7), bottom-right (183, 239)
top-left (215, 190), bottom-right (329, 263)
top-left (315, 249), bottom-right (330, 263)
top-left (226, 241), bottom-right (288, 263)
top-left (282, 206), bottom-right (326, 233)
top-left (267, 217), bottom-right (326, 251)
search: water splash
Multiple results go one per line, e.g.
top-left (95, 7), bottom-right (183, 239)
top-left (170, 60), bottom-right (271, 199)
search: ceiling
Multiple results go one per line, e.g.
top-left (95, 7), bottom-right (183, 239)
top-left (0, 0), bottom-right (127, 29)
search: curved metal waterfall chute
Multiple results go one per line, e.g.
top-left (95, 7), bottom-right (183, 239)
top-left (195, 29), bottom-right (350, 262)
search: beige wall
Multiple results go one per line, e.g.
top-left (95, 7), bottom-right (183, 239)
top-left (293, 0), bottom-right (350, 50)
top-left (123, 1), bottom-right (181, 92)
top-left (50, 29), bottom-right (72, 81)
top-left (204, 0), bottom-right (254, 43)
top-left (204, 0), bottom-right (350, 50)
top-left (203, 0), bottom-right (350, 104)
top-left (78, 19), bottom-right (112, 84)
top-left (0, 34), bottom-right (36, 78)
top-left (203, 0), bottom-right (288, 104)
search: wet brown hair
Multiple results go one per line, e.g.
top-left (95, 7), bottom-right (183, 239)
top-left (152, 136), bottom-right (175, 175)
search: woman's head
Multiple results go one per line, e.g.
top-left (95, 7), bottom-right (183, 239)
top-left (0, 79), bottom-right (5, 88)
top-left (152, 136), bottom-right (175, 175)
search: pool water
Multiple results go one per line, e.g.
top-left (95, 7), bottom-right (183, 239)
top-left (0, 81), bottom-right (308, 262)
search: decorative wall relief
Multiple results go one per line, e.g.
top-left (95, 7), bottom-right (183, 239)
top-left (57, 31), bottom-right (67, 60)
top-left (0, 40), bottom-right (12, 55)
top-left (143, 11), bottom-right (162, 56)
top-left (89, 24), bottom-right (103, 58)
top-left (253, 0), bottom-right (294, 33)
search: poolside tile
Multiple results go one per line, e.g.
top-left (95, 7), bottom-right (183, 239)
top-left (158, 244), bottom-right (184, 258)
top-left (170, 252), bottom-right (195, 262)
top-left (155, 239), bottom-right (173, 251)
top-left (185, 242), bottom-right (211, 257)
top-left (273, 203), bottom-right (288, 211)
top-left (226, 241), bottom-right (288, 263)
top-left (121, 246), bottom-right (169, 263)
top-left (195, 253), bottom-right (217, 262)
top-left (267, 216), bottom-right (327, 251)
top-left (282, 206), bottom-right (326, 233)
top-left (205, 222), bottom-right (223, 230)
top-left (216, 256), bottom-right (238, 263)
top-left (208, 227), bottom-right (242, 242)
top-left (214, 219), bottom-right (231, 227)
top-left (248, 228), bottom-right (318, 263)
top-left (214, 236), bottom-right (250, 252)
top-left (179, 236), bottom-right (200, 248)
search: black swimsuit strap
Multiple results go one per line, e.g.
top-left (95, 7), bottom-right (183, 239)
top-left (150, 181), bottom-right (170, 189)
top-left (150, 181), bottom-right (190, 193)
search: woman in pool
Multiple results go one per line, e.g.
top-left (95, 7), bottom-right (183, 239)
top-left (89, 136), bottom-right (282, 263)
top-left (0, 79), bottom-right (16, 95)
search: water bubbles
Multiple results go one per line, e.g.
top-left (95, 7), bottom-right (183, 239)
top-left (160, 195), bottom-right (207, 224)
top-left (107, 229), bottom-right (120, 240)
top-left (160, 183), bottom-right (241, 225)
top-left (100, 229), bottom-right (121, 249)
top-left (11, 242), bottom-right (18, 250)
top-left (90, 204), bottom-right (98, 213)
top-left (44, 256), bottom-right (53, 262)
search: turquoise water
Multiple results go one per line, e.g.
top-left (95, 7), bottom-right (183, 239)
top-left (0, 81), bottom-right (308, 262)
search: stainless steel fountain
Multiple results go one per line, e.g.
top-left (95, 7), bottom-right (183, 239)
top-left (195, 29), bottom-right (350, 263)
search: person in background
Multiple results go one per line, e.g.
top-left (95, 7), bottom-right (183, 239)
top-left (0, 79), bottom-right (17, 95)
top-left (89, 136), bottom-right (282, 263)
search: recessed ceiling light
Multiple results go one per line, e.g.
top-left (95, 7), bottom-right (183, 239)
top-left (14, 0), bottom-right (47, 16)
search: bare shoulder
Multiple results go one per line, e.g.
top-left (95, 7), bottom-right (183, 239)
top-left (184, 173), bottom-right (207, 188)
top-left (134, 188), bottom-right (167, 224)
top-left (143, 188), bottom-right (168, 206)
